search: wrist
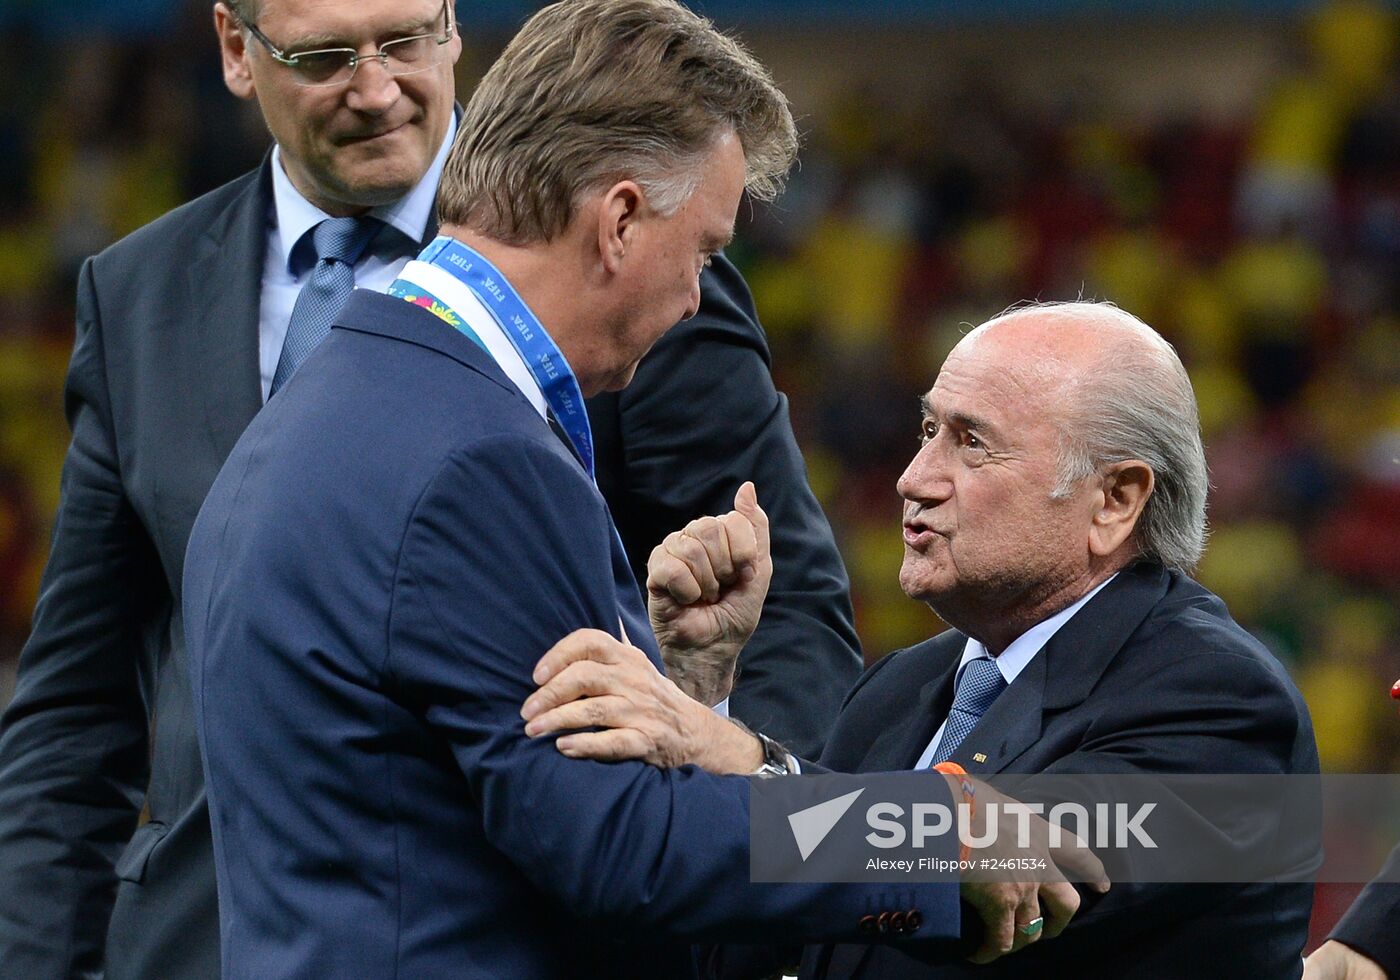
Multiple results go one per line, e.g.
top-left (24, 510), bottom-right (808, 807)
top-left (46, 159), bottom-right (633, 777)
top-left (690, 717), bottom-right (763, 775)
top-left (737, 730), bottom-right (766, 774)
top-left (724, 718), bottom-right (795, 776)
top-left (662, 645), bottom-right (740, 706)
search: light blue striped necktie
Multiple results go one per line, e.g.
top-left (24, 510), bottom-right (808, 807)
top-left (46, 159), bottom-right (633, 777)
top-left (931, 656), bottom-right (1007, 764)
top-left (270, 216), bottom-right (381, 397)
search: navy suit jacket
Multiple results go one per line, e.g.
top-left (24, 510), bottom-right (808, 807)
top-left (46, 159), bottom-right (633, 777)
top-left (1329, 844), bottom-right (1400, 978)
top-left (182, 290), bottom-right (955, 979)
top-left (0, 155), bottom-right (857, 977)
top-left (793, 563), bottom-right (1320, 979)
top-left (589, 253), bottom-right (861, 756)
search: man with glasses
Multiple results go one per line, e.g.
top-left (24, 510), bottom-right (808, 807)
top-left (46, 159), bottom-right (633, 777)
top-left (0, 1), bottom-right (861, 977)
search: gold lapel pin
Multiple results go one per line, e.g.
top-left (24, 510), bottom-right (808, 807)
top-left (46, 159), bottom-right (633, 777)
top-left (972, 753), bottom-right (988, 763)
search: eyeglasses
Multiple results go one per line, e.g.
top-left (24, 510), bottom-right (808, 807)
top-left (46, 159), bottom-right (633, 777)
top-left (242, 0), bottom-right (455, 89)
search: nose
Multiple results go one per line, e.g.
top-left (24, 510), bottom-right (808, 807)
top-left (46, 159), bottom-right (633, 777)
top-left (344, 55), bottom-right (401, 114)
top-left (897, 439), bottom-right (953, 508)
top-left (680, 274), bottom-right (702, 321)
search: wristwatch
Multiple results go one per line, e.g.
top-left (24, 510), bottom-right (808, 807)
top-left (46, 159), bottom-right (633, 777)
top-left (752, 731), bottom-right (796, 777)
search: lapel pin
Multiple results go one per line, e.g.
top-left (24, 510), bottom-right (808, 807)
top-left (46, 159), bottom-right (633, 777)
top-left (973, 753), bottom-right (988, 763)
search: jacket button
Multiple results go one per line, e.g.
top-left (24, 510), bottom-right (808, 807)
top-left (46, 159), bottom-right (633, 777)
top-left (890, 911), bottom-right (907, 931)
top-left (906, 910), bottom-right (922, 931)
top-left (858, 914), bottom-right (877, 935)
top-left (876, 912), bottom-right (892, 933)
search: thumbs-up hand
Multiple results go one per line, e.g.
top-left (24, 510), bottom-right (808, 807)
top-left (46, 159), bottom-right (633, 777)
top-left (645, 481), bottom-right (772, 705)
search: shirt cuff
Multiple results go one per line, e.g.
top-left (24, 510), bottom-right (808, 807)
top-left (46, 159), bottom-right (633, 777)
top-left (712, 697), bottom-right (729, 717)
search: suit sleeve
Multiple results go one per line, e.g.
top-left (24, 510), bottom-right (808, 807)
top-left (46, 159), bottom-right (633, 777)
top-left (1329, 844), bottom-right (1400, 978)
top-left (388, 435), bottom-right (958, 946)
top-left (589, 253), bottom-right (862, 759)
top-left (1019, 651), bottom-right (1314, 955)
top-left (0, 258), bottom-right (161, 977)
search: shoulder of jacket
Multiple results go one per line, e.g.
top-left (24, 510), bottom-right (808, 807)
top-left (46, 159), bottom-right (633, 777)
top-left (91, 167), bottom-right (265, 273)
top-left (842, 630), bottom-right (960, 707)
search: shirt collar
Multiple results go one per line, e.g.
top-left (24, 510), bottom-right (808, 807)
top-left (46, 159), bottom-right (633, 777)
top-left (269, 114), bottom-right (457, 276)
top-left (392, 257), bottom-right (550, 420)
top-left (957, 573), bottom-right (1120, 687)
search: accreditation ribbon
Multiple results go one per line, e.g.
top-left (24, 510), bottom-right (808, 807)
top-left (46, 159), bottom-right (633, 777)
top-left (410, 235), bottom-right (596, 481)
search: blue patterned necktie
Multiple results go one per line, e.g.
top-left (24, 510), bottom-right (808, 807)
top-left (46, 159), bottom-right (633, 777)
top-left (269, 216), bottom-right (382, 397)
top-left (931, 656), bottom-right (1007, 764)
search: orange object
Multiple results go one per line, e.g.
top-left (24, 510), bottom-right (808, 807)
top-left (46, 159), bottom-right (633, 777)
top-left (934, 762), bottom-right (976, 864)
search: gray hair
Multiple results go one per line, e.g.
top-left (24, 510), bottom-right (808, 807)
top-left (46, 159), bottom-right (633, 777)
top-left (991, 302), bottom-right (1210, 571)
top-left (438, 0), bottom-right (797, 245)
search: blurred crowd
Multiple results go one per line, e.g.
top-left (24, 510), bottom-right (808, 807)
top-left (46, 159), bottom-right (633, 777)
top-left (0, 5), bottom-right (272, 709)
top-left (0, 0), bottom-right (1395, 830)
top-left (734, 1), bottom-right (1400, 782)
top-left (731, 5), bottom-right (1400, 932)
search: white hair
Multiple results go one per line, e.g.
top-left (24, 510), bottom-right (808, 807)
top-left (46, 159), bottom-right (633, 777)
top-left (987, 301), bottom-right (1210, 571)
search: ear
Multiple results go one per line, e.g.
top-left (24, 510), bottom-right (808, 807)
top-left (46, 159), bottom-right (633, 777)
top-left (595, 180), bottom-right (644, 276)
top-left (441, 0), bottom-right (465, 67)
top-left (445, 25), bottom-right (464, 67)
top-left (214, 3), bottom-right (257, 101)
top-left (1088, 460), bottom-right (1154, 558)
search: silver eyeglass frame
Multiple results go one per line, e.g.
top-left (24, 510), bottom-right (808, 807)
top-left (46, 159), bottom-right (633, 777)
top-left (240, 0), bottom-right (456, 88)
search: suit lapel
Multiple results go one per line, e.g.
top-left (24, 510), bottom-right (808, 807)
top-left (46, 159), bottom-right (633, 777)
top-left (875, 628), bottom-right (1044, 777)
top-left (1037, 562), bottom-right (1170, 711)
top-left (952, 650), bottom-right (1046, 775)
top-left (183, 109), bottom-right (465, 466)
top-left (953, 562), bottom-right (1172, 774)
top-left (189, 159), bottom-right (269, 462)
top-left (856, 639), bottom-right (962, 772)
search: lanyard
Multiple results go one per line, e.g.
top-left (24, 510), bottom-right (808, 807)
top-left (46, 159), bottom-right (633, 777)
top-left (385, 278), bottom-right (490, 353)
top-left (412, 235), bottom-right (595, 480)
top-left (389, 242), bottom-right (635, 645)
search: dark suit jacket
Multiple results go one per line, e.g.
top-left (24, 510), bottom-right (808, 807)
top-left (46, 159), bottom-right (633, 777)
top-left (794, 563), bottom-right (1319, 979)
top-left (589, 253), bottom-right (861, 756)
top-left (181, 290), bottom-right (956, 979)
top-left (0, 158), bottom-right (859, 978)
top-left (1329, 844), bottom-right (1400, 978)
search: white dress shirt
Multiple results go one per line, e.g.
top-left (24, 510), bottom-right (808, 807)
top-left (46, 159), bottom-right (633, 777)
top-left (257, 116), bottom-right (458, 402)
top-left (913, 573), bottom-right (1118, 770)
top-left (393, 257), bottom-right (551, 421)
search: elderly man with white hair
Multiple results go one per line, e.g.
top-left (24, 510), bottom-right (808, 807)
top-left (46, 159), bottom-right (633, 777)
top-left (523, 301), bottom-right (1320, 979)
